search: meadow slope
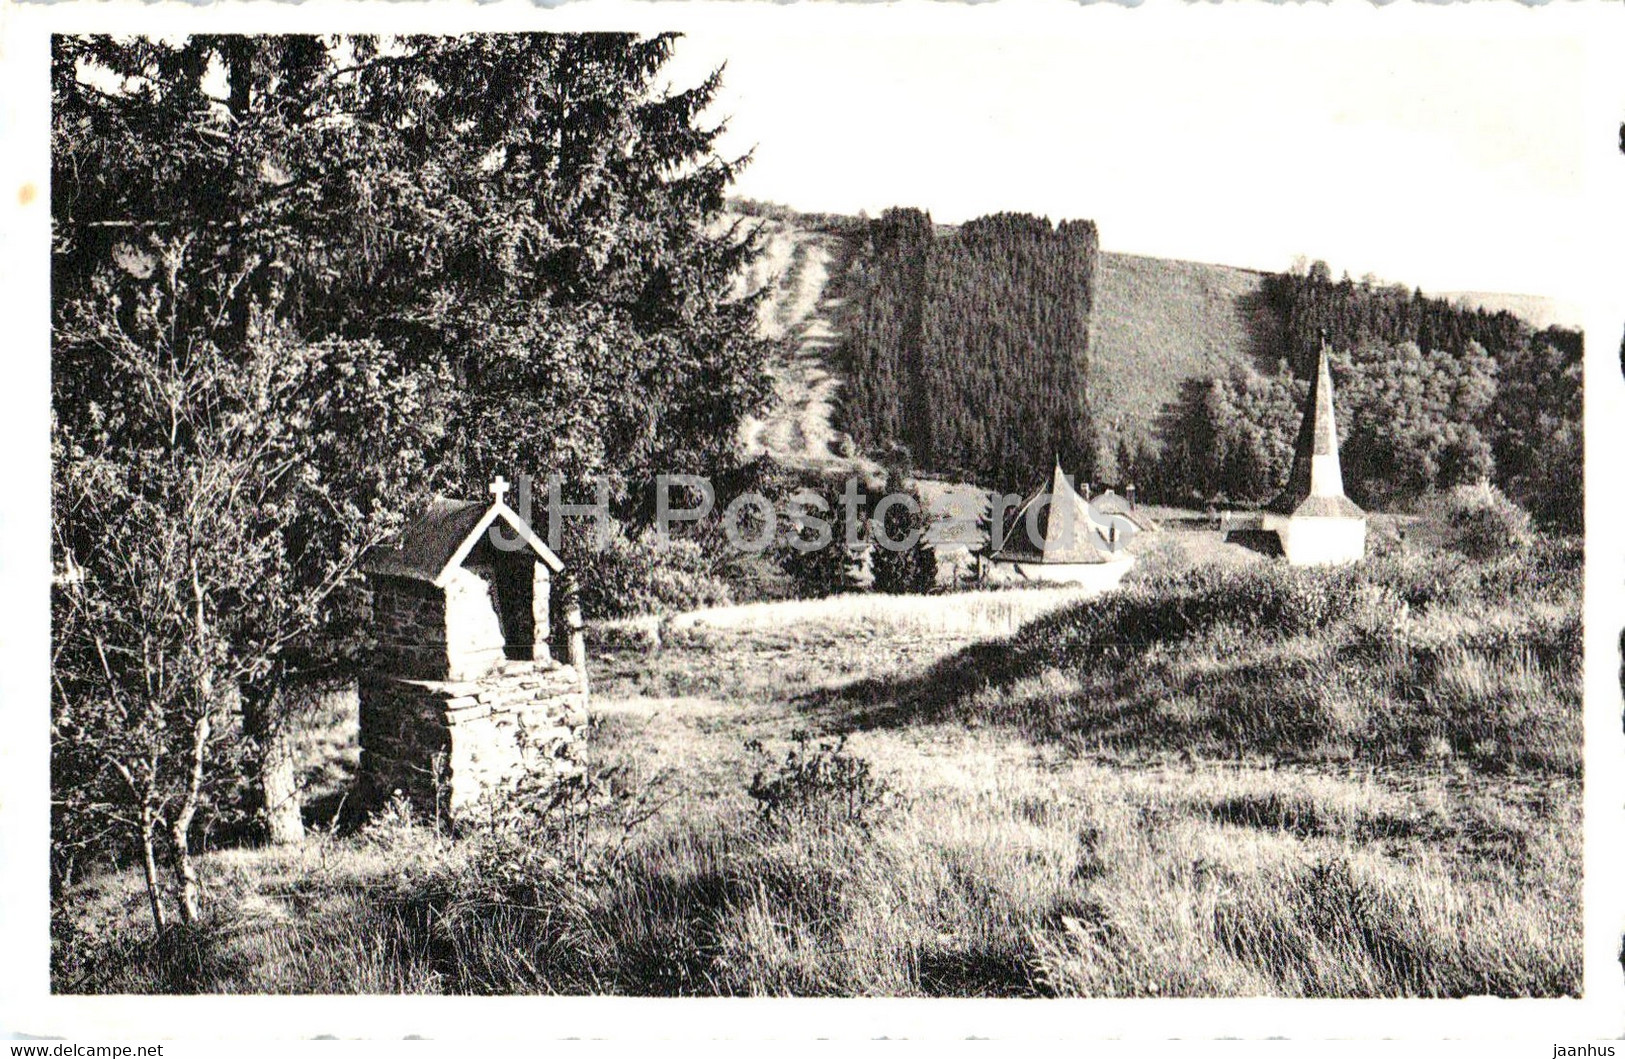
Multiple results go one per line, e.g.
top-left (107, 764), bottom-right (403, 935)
top-left (740, 220), bottom-right (1283, 484)
top-left (55, 526), bottom-right (1581, 998)
top-left (1086, 252), bottom-right (1276, 477)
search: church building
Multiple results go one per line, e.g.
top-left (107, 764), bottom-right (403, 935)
top-left (1223, 344), bottom-right (1366, 565)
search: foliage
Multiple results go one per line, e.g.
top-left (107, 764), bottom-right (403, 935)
top-left (1153, 366), bottom-right (1303, 504)
top-left (347, 33), bottom-right (773, 501)
top-left (901, 534), bottom-right (941, 595)
top-left (1489, 333), bottom-right (1583, 532)
top-left (1435, 484), bottom-right (1533, 561)
top-left (1260, 264), bottom-right (1528, 376)
top-left (869, 471), bottom-right (938, 594)
top-left (468, 760), bottom-right (672, 871)
top-left (52, 31), bottom-right (460, 882)
top-left (562, 520), bottom-right (733, 621)
top-left (1337, 340), bottom-right (1498, 506)
top-left (839, 209), bottom-right (1098, 487)
top-left (1153, 338), bottom-right (1499, 508)
top-left (777, 481), bottom-right (858, 599)
top-left (839, 208), bottom-right (930, 456)
top-left (51, 271), bottom-right (440, 917)
top-left (51, 33), bottom-right (769, 915)
top-left (730, 196), bottom-right (869, 234)
top-left (1148, 264), bottom-right (1579, 515)
top-left (744, 730), bottom-right (889, 831)
top-left (686, 454), bottom-right (805, 604)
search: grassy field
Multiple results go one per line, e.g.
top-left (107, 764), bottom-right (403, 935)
top-left (53, 524), bottom-right (1581, 997)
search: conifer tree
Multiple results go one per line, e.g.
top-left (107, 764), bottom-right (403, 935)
top-left (870, 470), bottom-right (934, 594)
top-left (50, 33), bottom-right (772, 906)
top-left (353, 34), bottom-right (772, 502)
top-left (780, 483), bottom-right (854, 598)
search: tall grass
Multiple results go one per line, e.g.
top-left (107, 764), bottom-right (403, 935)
top-left (833, 541), bottom-right (1581, 774)
top-left (56, 535), bottom-right (1581, 998)
top-left (61, 749), bottom-right (1578, 997)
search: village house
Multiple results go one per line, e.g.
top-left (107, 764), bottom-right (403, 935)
top-left (987, 461), bottom-right (1137, 588)
top-left (1089, 484), bottom-right (1160, 542)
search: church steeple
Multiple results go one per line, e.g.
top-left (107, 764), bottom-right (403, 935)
top-left (1268, 340), bottom-right (1363, 518)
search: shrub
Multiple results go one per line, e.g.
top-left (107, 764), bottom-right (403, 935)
top-left (1052, 563), bottom-right (1366, 651)
top-left (744, 731), bottom-right (889, 831)
top-left (358, 790), bottom-right (445, 862)
top-left (569, 525), bottom-right (732, 620)
top-left (1357, 542), bottom-right (1573, 614)
top-left (466, 760), bottom-right (672, 871)
top-left (1436, 484), bottom-right (1533, 561)
top-left (779, 485), bottom-right (856, 599)
top-left (780, 538), bottom-right (855, 599)
top-left (903, 536), bottom-right (940, 594)
top-left (589, 617), bottom-right (665, 653)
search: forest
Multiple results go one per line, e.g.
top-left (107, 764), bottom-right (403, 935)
top-left (833, 212), bottom-right (1579, 531)
top-left (1150, 267), bottom-right (1582, 529)
top-left (838, 209), bottom-right (1099, 491)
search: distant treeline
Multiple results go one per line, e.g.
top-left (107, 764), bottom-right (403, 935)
top-left (730, 196), bottom-right (867, 234)
top-left (1149, 265), bottom-right (1582, 529)
top-left (1262, 263), bottom-right (1536, 376)
top-left (749, 198), bottom-right (1580, 528)
top-left (838, 208), bottom-right (1099, 491)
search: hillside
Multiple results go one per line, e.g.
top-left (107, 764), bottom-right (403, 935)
top-left (734, 206), bottom-right (1574, 495)
top-left (1087, 252), bottom-right (1277, 479)
top-left (736, 212), bottom-right (1283, 485)
top-left (735, 215), bottom-right (882, 480)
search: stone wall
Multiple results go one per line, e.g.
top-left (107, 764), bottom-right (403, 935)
top-left (368, 575), bottom-right (453, 680)
top-left (371, 558), bottom-right (554, 683)
top-left (358, 657), bottom-right (588, 823)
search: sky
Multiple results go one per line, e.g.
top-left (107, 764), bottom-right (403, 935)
top-left (662, 13), bottom-right (1589, 301)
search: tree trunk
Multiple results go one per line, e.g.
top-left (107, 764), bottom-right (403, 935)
top-left (139, 806), bottom-right (168, 933)
top-left (169, 818), bottom-right (202, 926)
top-left (170, 711), bottom-right (211, 925)
top-left (244, 685), bottom-right (305, 845)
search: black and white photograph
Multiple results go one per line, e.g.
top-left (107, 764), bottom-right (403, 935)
top-left (3, 0), bottom-right (1622, 1045)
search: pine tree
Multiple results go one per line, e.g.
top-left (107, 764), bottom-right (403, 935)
top-left (779, 483), bottom-right (853, 598)
top-left (903, 534), bottom-right (940, 594)
top-left (870, 471), bottom-right (932, 594)
top-left (353, 34), bottom-right (772, 503)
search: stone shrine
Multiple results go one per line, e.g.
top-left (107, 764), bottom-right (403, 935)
top-left (358, 477), bottom-right (589, 823)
